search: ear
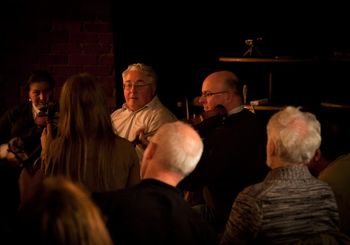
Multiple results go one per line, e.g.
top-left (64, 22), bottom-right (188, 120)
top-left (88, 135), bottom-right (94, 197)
top-left (267, 139), bottom-right (275, 157)
top-left (312, 148), bottom-right (321, 162)
top-left (145, 141), bottom-right (157, 160)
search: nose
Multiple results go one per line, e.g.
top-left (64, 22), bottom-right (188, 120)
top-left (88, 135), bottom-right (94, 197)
top-left (129, 85), bottom-right (136, 91)
top-left (199, 96), bottom-right (206, 104)
top-left (39, 92), bottom-right (48, 102)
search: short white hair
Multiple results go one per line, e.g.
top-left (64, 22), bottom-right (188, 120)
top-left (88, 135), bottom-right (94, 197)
top-left (267, 106), bottom-right (321, 165)
top-left (150, 121), bottom-right (203, 176)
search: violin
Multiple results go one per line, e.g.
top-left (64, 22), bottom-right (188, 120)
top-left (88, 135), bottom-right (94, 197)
top-left (187, 104), bottom-right (228, 138)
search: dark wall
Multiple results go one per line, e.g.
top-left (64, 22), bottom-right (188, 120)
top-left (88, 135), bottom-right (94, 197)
top-left (1, 0), bottom-right (116, 112)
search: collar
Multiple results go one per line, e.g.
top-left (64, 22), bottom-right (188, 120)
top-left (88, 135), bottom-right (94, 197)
top-left (32, 103), bottom-right (41, 118)
top-left (227, 104), bottom-right (244, 115)
top-left (122, 96), bottom-right (159, 112)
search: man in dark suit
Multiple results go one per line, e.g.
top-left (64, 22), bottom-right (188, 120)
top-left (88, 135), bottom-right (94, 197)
top-left (93, 121), bottom-right (217, 245)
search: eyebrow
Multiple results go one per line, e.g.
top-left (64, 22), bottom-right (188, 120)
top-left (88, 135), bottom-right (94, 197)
top-left (124, 79), bottom-right (146, 84)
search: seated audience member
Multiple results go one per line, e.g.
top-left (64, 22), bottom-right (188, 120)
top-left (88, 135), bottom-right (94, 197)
top-left (0, 69), bottom-right (56, 162)
top-left (0, 69), bottom-right (56, 237)
top-left (221, 106), bottom-right (349, 244)
top-left (111, 63), bottom-right (177, 160)
top-left (93, 121), bottom-right (218, 244)
top-left (15, 176), bottom-right (113, 245)
top-left (41, 73), bottom-right (140, 192)
top-left (178, 70), bottom-right (268, 233)
top-left (319, 152), bottom-right (350, 237)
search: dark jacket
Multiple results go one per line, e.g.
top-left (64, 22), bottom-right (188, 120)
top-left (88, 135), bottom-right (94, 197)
top-left (179, 108), bottom-right (268, 232)
top-left (93, 179), bottom-right (218, 245)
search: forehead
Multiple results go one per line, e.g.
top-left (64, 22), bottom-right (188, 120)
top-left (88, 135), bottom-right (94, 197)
top-left (202, 78), bottom-right (225, 91)
top-left (29, 81), bottom-right (51, 91)
top-left (123, 70), bottom-right (149, 83)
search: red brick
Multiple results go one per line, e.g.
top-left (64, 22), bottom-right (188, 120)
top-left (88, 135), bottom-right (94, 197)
top-left (69, 55), bottom-right (98, 65)
top-left (69, 32), bottom-right (98, 43)
top-left (40, 32), bottom-right (70, 43)
top-left (84, 22), bottom-right (112, 32)
top-left (52, 21), bottom-right (82, 32)
top-left (98, 33), bottom-right (113, 43)
top-left (99, 55), bottom-right (115, 65)
top-left (82, 43), bottom-right (112, 54)
top-left (83, 65), bottom-right (113, 76)
top-left (38, 54), bottom-right (68, 65)
top-left (52, 66), bottom-right (82, 78)
top-left (51, 43), bottom-right (81, 54)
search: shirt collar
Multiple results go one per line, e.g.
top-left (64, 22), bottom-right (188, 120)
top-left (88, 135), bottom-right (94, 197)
top-left (32, 103), bottom-right (41, 118)
top-left (227, 104), bottom-right (244, 115)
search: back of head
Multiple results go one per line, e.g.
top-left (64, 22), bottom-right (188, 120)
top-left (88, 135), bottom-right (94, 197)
top-left (267, 106), bottom-right (321, 165)
top-left (58, 73), bottom-right (113, 137)
top-left (17, 176), bottom-right (112, 245)
top-left (149, 121), bottom-right (203, 176)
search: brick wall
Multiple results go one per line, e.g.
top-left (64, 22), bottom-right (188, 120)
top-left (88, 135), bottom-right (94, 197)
top-left (1, 0), bottom-right (116, 112)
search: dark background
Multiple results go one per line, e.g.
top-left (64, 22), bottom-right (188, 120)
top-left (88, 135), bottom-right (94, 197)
top-left (2, 0), bottom-right (350, 117)
top-left (111, 1), bottom-right (350, 115)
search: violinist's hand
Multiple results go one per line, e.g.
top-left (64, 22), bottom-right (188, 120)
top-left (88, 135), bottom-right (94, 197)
top-left (133, 128), bottom-right (150, 150)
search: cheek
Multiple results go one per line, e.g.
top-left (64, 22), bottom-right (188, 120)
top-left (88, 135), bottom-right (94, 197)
top-left (207, 98), bottom-right (218, 107)
top-left (123, 90), bottom-right (129, 99)
top-left (29, 93), bottom-right (38, 101)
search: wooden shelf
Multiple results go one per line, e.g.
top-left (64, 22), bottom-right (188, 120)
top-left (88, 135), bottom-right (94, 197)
top-left (219, 57), bottom-right (316, 63)
top-left (244, 105), bottom-right (285, 111)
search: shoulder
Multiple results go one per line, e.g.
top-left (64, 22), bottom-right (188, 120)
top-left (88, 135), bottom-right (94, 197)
top-left (111, 107), bottom-right (124, 118)
top-left (148, 97), bottom-right (177, 117)
top-left (319, 153), bottom-right (350, 179)
top-left (149, 101), bottom-right (177, 119)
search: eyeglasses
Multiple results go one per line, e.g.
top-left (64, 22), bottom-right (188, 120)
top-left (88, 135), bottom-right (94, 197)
top-left (201, 91), bottom-right (228, 98)
top-left (123, 82), bottom-right (152, 91)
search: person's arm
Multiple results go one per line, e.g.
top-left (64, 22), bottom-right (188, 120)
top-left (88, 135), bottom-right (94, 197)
top-left (220, 191), bottom-right (261, 244)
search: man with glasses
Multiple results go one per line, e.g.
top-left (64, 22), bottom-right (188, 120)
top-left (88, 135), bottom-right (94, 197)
top-left (178, 70), bottom-right (268, 234)
top-left (111, 63), bottom-right (177, 161)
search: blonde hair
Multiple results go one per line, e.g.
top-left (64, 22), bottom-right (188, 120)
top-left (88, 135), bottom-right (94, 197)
top-left (18, 176), bottom-right (113, 245)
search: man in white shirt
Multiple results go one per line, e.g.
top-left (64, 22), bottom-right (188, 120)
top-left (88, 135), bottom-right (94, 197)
top-left (111, 63), bottom-right (177, 160)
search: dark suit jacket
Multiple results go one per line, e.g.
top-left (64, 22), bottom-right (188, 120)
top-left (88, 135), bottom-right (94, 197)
top-left (93, 179), bottom-right (218, 245)
top-left (178, 108), bottom-right (268, 232)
